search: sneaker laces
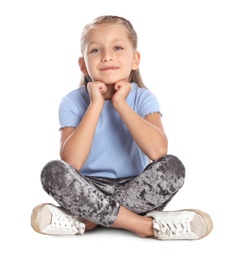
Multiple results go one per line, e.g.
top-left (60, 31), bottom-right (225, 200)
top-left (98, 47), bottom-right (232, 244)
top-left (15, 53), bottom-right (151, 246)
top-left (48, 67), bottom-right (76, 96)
top-left (50, 208), bottom-right (85, 234)
top-left (153, 218), bottom-right (192, 239)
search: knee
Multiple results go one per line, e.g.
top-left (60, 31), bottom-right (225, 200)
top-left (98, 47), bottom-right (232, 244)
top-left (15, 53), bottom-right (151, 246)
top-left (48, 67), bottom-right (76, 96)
top-left (164, 154), bottom-right (186, 180)
top-left (151, 154), bottom-right (186, 187)
top-left (156, 154), bottom-right (186, 193)
top-left (40, 160), bottom-right (67, 190)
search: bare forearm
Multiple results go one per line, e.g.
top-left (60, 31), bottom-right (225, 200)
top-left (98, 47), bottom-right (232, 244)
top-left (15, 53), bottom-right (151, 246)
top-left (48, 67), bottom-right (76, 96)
top-left (114, 100), bottom-right (168, 160)
top-left (60, 103), bottom-right (103, 170)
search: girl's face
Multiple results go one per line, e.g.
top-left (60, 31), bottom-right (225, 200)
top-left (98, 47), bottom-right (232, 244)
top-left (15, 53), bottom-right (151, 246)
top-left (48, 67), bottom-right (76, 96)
top-left (79, 23), bottom-right (140, 85)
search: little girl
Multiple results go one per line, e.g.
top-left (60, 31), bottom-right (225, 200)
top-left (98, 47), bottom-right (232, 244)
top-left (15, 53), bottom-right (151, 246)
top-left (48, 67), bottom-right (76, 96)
top-left (31, 15), bottom-right (213, 240)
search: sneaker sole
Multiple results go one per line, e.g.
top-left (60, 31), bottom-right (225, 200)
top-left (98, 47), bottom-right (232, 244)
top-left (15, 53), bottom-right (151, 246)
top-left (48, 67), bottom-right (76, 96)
top-left (31, 203), bottom-right (48, 234)
top-left (181, 208), bottom-right (213, 239)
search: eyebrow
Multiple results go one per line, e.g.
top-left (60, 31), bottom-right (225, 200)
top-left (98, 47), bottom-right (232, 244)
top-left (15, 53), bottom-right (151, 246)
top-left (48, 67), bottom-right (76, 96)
top-left (87, 39), bottom-right (127, 46)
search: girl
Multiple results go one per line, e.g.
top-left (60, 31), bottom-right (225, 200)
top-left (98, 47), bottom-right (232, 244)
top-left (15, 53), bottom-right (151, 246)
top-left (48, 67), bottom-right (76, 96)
top-left (31, 15), bottom-right (213, 240)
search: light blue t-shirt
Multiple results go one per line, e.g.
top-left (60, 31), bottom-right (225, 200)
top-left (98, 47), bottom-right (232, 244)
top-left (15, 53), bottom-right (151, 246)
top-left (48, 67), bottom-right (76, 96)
top-left (59, 82), bottom-right (161, 179)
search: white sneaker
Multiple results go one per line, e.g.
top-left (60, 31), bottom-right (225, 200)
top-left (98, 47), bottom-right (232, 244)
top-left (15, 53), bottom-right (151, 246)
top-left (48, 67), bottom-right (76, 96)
top-left (31, 203), bottom-right (86, 235)
top-left (146, 209), bottom-right (213, 240)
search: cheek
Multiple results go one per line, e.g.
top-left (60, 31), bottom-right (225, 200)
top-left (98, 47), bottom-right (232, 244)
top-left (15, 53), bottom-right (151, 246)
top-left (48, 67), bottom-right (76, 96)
top-left (86, 55), bottom-right (98, 67)
top-left (84, 57), bottom-right (95, 73)
top-left (123, 52), bottom-right (135, 63)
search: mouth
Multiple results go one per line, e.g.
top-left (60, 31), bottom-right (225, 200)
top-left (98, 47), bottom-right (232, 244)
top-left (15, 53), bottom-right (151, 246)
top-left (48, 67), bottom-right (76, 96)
top-left (100, 66), bottom-right (119, 71)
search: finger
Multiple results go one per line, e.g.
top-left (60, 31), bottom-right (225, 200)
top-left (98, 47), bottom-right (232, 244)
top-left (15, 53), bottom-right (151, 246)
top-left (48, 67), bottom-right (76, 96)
top-left (99, 85), bottom-right (107, 94)
top-left (114, 83), bottom-right (122, 91)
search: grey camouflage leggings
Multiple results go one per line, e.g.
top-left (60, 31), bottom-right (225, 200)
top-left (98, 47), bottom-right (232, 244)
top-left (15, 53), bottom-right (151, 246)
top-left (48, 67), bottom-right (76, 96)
top-left (41, 154), bottom-right (185, 227)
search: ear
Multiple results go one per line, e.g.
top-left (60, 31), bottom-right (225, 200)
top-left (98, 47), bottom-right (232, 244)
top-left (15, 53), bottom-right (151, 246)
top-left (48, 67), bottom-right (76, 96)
top-left (132, 51), bottom-right (141, 70)
top-left (78, 57), bottom-right (88, 75)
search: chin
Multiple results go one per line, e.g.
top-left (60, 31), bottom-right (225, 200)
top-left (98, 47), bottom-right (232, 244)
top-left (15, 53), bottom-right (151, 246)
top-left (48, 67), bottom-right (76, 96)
top-left (104, 81), bottom-right (116, 85)
top-left (103, 78), bottom-right (124, 85)
top-left (99, 80), bottom-right (115, 86)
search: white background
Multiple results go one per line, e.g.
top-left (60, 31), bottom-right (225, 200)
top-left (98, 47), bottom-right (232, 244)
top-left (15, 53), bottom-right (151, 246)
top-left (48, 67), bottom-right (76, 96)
top-left (0, 0), bottom-right (235, 259)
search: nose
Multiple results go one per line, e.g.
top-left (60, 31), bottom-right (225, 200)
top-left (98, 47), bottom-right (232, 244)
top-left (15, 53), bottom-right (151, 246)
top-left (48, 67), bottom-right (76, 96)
top-left (101, 50), bottom-right (113, 62)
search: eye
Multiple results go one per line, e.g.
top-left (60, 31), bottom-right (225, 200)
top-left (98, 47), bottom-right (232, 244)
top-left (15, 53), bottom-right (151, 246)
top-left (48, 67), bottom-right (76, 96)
top-left (90, 48), bottom-right (101, 53)
top-left (114, 46), bottom-right (123, 51)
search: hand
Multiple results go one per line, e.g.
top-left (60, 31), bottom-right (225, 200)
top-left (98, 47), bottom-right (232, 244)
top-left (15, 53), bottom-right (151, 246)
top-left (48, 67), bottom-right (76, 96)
top-left (112, 81), bottom-right (132, 109)
top-left (87, 81), bottom-right (107, 105)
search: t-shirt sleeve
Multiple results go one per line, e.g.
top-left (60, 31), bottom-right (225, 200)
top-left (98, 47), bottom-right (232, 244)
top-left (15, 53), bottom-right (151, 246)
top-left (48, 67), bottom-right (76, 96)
top-left (138, 89), bottom-right (162, 118)
top-left (58, 96), bottom-right (80, 130)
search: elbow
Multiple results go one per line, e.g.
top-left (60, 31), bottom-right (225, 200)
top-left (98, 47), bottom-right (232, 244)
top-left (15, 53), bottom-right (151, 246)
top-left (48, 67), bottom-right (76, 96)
top-left (63, 158), bottom-right (83, 172)
top-left (60, 153), bottom-right (83, 172)
top-left (149, 147), bottom-right (168, 161)
top-left (148, 139), bottom-right (168, 161)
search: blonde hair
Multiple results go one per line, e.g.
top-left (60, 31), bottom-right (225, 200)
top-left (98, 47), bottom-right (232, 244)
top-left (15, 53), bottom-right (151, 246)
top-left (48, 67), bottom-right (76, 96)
top-left (79, 15), bottom-right (146, 88)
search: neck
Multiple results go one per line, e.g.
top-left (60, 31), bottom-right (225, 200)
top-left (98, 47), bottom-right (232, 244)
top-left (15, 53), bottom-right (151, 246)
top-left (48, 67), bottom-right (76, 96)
top-left (104, 84), bottom-right (115, 100)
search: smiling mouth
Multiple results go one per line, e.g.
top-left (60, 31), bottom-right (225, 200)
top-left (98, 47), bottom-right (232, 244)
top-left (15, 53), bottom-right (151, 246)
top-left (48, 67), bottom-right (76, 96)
top-left (100, 66), bottom-right (119, 71)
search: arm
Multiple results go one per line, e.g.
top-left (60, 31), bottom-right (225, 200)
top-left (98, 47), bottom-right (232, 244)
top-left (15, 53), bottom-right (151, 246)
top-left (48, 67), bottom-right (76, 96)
top-left (112, 82), bottom-right (168, 161)
top-left (60, 82), bottom-right (106, 171)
